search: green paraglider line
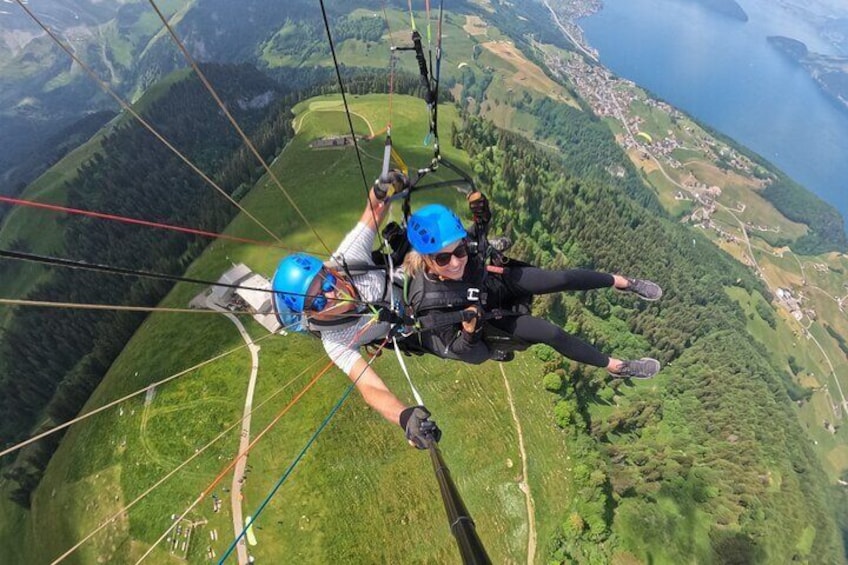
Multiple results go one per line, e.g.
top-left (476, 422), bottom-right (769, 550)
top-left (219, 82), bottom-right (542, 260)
top-left (217, 358), bottom-right (375, 564)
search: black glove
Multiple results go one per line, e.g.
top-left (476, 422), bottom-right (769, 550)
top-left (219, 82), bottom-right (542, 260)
top-left (374, 169), bottom-right (409, 201)
top-left (468, 191), bottom-right (491, 224)
top-left (460, 303), bottom-right (484, 337)
top-left (399, 405), bottom-right (442, 449)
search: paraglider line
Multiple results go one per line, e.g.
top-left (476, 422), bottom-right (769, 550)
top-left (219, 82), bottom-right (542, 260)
top-left (318, 0), bottom-right (373, 194)
top-left (0, 249), bottom-right (381, 309)
top-left (0, 331), bottom-right (282, 462)
top-left (147, 0), bottom-right (332, 254)
top-left (136, 359), bottom-right (337, 564)
top-left (0, 195), bottom-right (309, 252)
top-left (49, 353), bottom-right (321, 564)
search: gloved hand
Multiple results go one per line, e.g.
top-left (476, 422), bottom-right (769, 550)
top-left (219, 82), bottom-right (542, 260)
top-left (461, 303), bottom-right (483, 335)
top-left (373, 169), bottom-right (409, 201)
top-left (467, 191), bottom-right (491, 224)
top-left (399, 405), bottom-right (442, 449)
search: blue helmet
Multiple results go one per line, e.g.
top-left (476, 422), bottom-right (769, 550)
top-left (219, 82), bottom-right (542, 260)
top-left (272, 253), bottom-right (324, 313)
top-left (407, 204), bottom-right (467, 254)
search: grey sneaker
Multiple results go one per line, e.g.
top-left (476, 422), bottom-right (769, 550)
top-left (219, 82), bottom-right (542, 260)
top-left (625, 277), bottom-right (663, 301)
top-left (612, 358), bottom-right (660, 379)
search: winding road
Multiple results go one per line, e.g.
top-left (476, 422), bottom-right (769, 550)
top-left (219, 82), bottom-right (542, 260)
top-left (543, 0), bottom-right (598, 63)
top-left (207, 298), bottom-right (260, 565)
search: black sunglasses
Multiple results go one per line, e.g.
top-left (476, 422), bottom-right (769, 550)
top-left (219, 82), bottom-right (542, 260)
top-left (431, 242), bottom-right (468, 267)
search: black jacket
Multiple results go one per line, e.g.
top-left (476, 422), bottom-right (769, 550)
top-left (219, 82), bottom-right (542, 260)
top-left (406, 253), bottom-right (494, 364)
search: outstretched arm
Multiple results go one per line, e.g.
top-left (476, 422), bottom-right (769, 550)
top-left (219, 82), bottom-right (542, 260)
top-left (346, 357), bottom-right (407, 425)
top-left (347, 359), bottom-right (442, 449)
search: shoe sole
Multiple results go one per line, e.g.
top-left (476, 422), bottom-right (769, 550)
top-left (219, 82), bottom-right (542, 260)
top-left (609, 358), bottom-right (660, 379)
top-left (631, 358), bottom-right (660, 379)
top-left (616, 286), bottom-right (662, 301)
top-left (634, 284), bottom-right (663, 302)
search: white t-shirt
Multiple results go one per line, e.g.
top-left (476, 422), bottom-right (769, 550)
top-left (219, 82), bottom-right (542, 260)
top-left (321, 222), bottom-right (395, 375)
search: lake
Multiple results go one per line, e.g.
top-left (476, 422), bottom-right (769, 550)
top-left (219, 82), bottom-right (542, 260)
top-left (580, 0), bottom-right (848, 231)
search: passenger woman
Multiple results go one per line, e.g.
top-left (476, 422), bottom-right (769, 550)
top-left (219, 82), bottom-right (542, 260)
top-left (403, 194), bottom-right (663, 378)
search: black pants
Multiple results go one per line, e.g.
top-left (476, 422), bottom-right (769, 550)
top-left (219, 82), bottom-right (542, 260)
top-left (486, 266), bottom-right (614, 367)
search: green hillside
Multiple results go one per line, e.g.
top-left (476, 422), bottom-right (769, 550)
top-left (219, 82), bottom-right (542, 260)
top-left (0, 63), bottom-right (290, 507)
top-left (2, 1), bottom-right (848, 563)
top-left (0, 94), bottom-right (578, 563)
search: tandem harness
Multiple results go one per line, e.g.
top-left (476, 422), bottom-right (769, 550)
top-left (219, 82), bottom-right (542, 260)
top-left (404, 256), bottom-right (534, 359)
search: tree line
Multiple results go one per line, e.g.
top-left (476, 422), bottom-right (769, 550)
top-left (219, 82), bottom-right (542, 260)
top-left (762, 174), bottom-right (848, 254)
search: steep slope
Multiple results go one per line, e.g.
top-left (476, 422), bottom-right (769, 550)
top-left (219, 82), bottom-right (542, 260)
top-left (0, 63), bottom-right (288, 507)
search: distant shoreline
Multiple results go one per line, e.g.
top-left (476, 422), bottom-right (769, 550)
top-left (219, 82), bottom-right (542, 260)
top-left (572, 3), bottom-right (847, 245)
top-left (684, 0), bottom-right (748, 22)
top-left (768, 35), bottom-right (848, 116)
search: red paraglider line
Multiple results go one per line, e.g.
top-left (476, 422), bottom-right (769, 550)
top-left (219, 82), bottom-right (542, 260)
top-left (0, 195), bottom-right (309, 252)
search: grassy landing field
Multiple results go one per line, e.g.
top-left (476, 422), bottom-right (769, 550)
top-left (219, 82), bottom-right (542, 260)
top-left (260, 8), bottom-right (579, 140)
top-left (3, 94), bottom-right (573, 564)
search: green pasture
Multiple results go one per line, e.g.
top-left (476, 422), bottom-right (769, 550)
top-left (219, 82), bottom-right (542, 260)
top-left (0, 489), bottom-right (28, 564)
top-left (690, 165), bottom-right (807, 243)
top-left (629, 98), bottom-right (674, 141)
top-left (644, 169), bottom-right (692, 218)
top-left (602, 116), bottom-right (625, 138)
top-left (100, 24), bottom-right (135, 70)
top-left (753, 247), bottom-right (804, 291)
top-left (800, 252), bottom-right (848, 300)
top-left (724, 285), bottom-right (848, 481)
top-left (259, 8), bottom-right (482, 80)
top-left (671, 147), bottom-right (705, 163)
top-left (7, 94), bottom-right (571, 564)
top-left (259, 5), bottom-right (575, 138)
top-left (754, 250), bottom-right (848, 387)
top-left (481, 74), bottom-right (538, 135)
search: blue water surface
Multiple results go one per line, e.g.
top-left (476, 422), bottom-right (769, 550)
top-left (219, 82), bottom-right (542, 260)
top-left (580, 0), bottom-right (848, 231)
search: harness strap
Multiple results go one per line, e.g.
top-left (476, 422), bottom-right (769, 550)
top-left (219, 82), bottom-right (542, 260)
top-left (414, 307), bottom-right (521, 332)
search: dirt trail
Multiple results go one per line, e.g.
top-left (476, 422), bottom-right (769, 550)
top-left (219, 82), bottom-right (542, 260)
top-left (500, 363), bottom-right (536, 564)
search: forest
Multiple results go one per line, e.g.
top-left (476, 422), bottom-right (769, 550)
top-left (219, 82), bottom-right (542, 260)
top-left (454, 117), bottom-right (845, 562)
top-left (762, 174), bottom-right (848, 253)
top-left (0, 110), bottom-right (116, 214)
top-left (0, 64), bottom-right (292, 506)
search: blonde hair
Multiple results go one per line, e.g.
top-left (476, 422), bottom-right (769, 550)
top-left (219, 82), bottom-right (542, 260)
top-left (403, 250), bottom-right (430, 277)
